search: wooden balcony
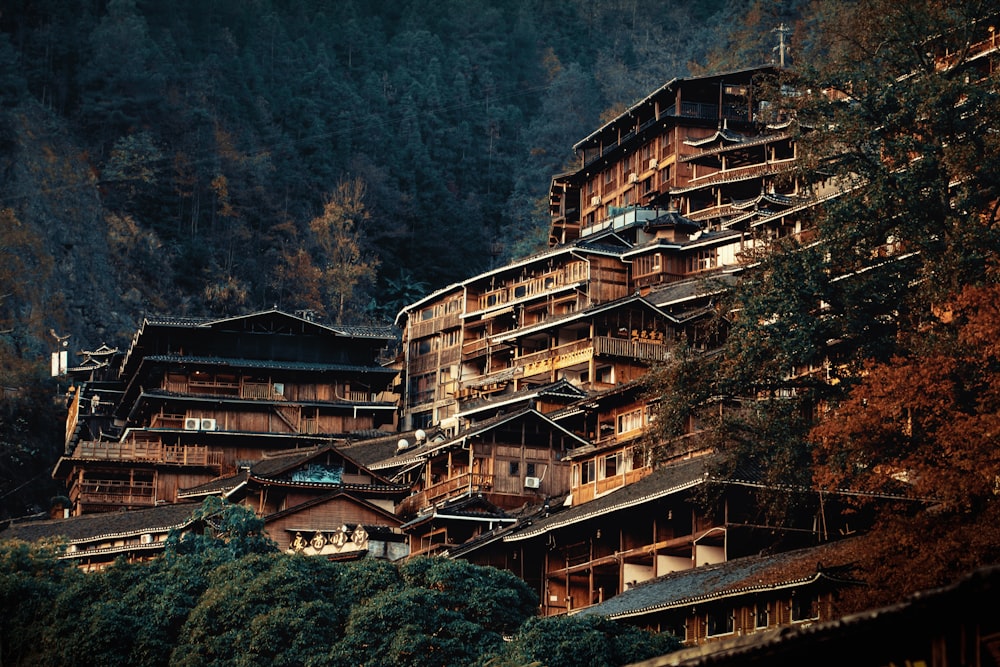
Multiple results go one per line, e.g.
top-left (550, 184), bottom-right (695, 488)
top-left (683, 159), bottom-right (796, 190)
top-left (593, 335), bottom-right (672, 362)
top-left (71, 479), bottom-right (155, 507)
top-left (572, 467), bottom-right (651, 505)
top-left (462, 337), bottom-right (489, 359)
top-left (73, 440), bottom-right (223, 469)
top-left (397, 472), bottom-right (495, 517)
top-left (410, 311), bottom-right (461, 339)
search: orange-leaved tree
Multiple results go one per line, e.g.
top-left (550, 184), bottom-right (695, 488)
top-left (811, 280), bottom-right (1000, 512)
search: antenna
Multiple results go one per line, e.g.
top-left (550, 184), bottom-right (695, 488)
top-left (772, 23), bottom-right (791, 67)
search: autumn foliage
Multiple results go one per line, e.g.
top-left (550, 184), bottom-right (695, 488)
top-left (811, 280), bottom-right (1000, 511)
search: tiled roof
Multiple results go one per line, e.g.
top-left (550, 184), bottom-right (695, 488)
top-left (401, 494), bottom-right (512, 530)
top-left (141, 354), bottom-right (396, 375)
top-left (338, 431), bottom-right (420, 467)
top-left (370, 409), bottom-right (589, 471)
top-left (645, 274), bottom-right (736, 309)
top-left (503, 456), bottom-right (712, 542)
top-left (650, 563), bottom-right (1000, 666)
top-left (575, 537), bottom-right (865, 621)
top-left (178, 470), bottom-right (249, 497)
top-left (0, 503), bottom-right (200, 544)
top-left (458, 379), bottom-right (587, 416)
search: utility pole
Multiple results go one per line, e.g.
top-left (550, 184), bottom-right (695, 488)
top-left (773, 23), bottom-right (791, 67)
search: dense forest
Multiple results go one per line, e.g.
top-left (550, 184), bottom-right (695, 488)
top-left (3, 0), bottom-right (1000, 663)
top-left (0, 0), bottom-right (810, 515)
top-left (0, 499), bottom-right (682, 666)
top-left (0, 0), bottom-right (813, 515)
top-left (0, 0), bottom-right (802, 342)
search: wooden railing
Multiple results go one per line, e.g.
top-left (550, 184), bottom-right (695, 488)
top-left (241, 382), bottom-right (279, 400)
top-left (593, 336), bottom-right (671, 362)
top-left (572, 467), bottom-right (651, 505)
top-left (397, 472), bottom-right (495, 516)
top-left (72, 479), bottom-right (155, 507)
top-left (517, 338), bottom-right (592, 371)
top-left (73, 440), bottom-right (223, 468)
top-left (410, 311), bottom-right (461, 338)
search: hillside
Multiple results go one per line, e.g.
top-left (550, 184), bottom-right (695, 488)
top-left (1, 0), bottom-right (999, 655)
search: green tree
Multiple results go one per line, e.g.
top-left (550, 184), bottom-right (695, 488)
top-left (165, 497), bottom-right (276, 560)
top-left (172, 553), bottom-right (349, 667)
top-left (328, 556), bottom-right (537, 667)
top-left (0, 538), bottom-right (77, 666)
top-left (489, 614), bottom-right (681, 667)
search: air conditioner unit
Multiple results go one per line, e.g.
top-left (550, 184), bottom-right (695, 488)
top-left (140, 533), bottom-right (153, 544)
top-left (183, 417), bottom-right (201, 430)
top-left (590, 195), bottom-right (602, 206)
top-left (649, 158), bottom-right (658, 169)
top-left (524, 476), bottom-right (541, 489)
top-left (200, 418), bottom-right (217, 431)
top-left (628, 173), bottom-right (639, 183)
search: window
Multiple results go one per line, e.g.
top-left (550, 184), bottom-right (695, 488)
top-left (754, 602), bottom-right (769, 629)
top-left (526, 462), bottom-right (536, 477)
top-left (706, 608), bottom-right (734, 636)
top-left (579, 460), bottom-right (595, 484)
top-left (508, 461), bottom-right (520, 477)
top-left (601, 453), bottom-right (619, 479)
top-left (791, 593), bottom-right (818, 621)
top-left (617, 409), bottom-right (644, 434)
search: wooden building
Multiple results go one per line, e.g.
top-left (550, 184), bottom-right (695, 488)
top-left (0, 503), bottom-right (203, 571)
top-left (179, 444), bottom-right (409, 560)
top-left (368, 408), bottom-right (589, 557)
top-left (53, 310), bottom-right (400, 516)
top-left (574, 538), bottom-right (866, 647)
top-left (446, 452), bottom-right (874, 619)
top-left (628, 564), bottom-right (1000, 666)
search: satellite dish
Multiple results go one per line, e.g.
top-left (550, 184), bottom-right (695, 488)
top-left (415, 429), bottom-right (427, 443)
top-left (397, 438), bottom-right (410, 451)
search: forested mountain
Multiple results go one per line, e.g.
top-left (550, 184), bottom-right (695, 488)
top-left (1, 2), bottom-right (1000, 663)
top-left (0, 0), bottom-right (811, 515)
top-left (0, 0), bottom-right (803, 347)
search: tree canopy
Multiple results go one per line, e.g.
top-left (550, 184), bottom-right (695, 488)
top-left (644, 0), bottom-right (1000, 522)
top-left (0, 500), bottom-right (674, 666)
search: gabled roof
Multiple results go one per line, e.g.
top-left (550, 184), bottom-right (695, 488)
top-left (264, 488), bottom-right (402, 527)
top-left (546, 378), bottom-right (646, 422)
top-left (645, 274), bottom-right (737, 310)
top-left (0, 502), bottom-right (200, 546)
top-left (370, 408), bottom-right (591, 471)
top-left (178, 469), bottom-right (250, 498)
top-left (181, 309), bottom-right (397, 340)
top-left (394, 233), bottom-right (636, 326)
top-left (503, 456), bottom-right (713, 542)
top-left (136, 354), bottom-right (397, 375)
top-left (457, 378), bottom-right (588, 420)
top-left (683, 124), bottom-right (749, 148)
top-left (122, 309), bottom-right (398, 376)
top-left (641, 210), bottom-right (702, 234)
top-left (401, 493), bottom-right (514, 530)
top-left (489, 295), bottom-right (681, 345)
top-left (575, 538), bottom-right (865, 621)
top-left (245, 443), bottom-right (404, 491)
top-left (680, 130), bottom-right (791, 159)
